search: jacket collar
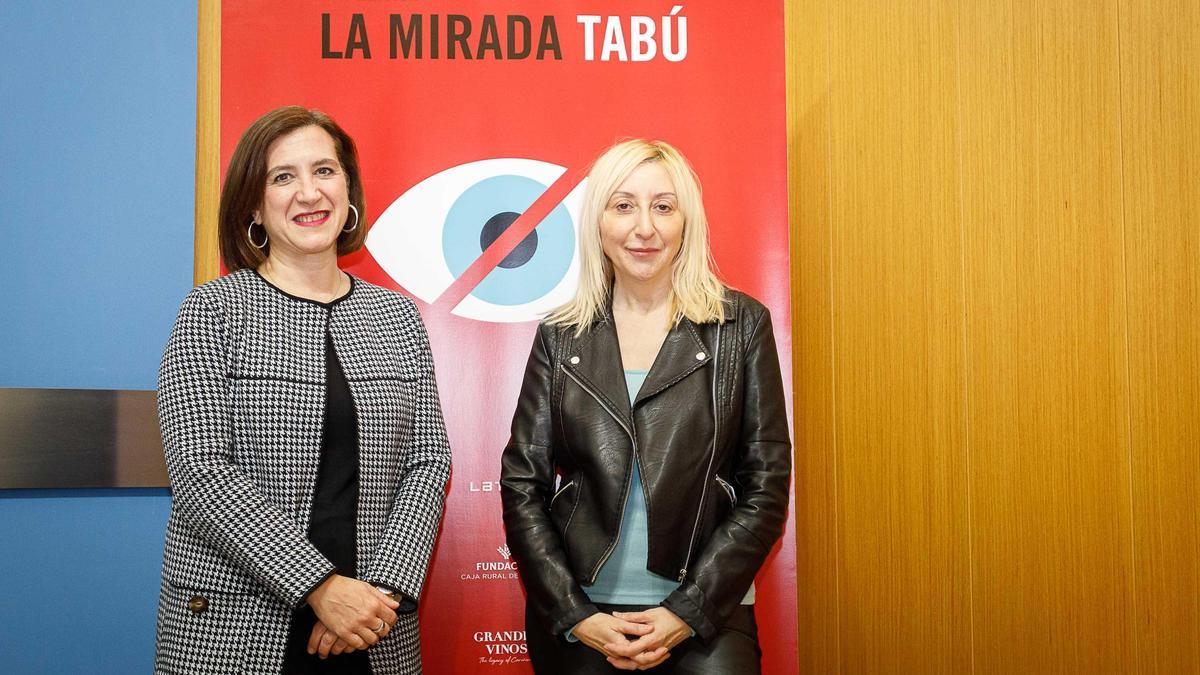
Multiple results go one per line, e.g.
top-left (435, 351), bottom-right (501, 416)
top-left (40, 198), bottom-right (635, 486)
top-left (562, 294), bottom-right (738, 425)
top-left (561, 317), bottom-right (633, 426)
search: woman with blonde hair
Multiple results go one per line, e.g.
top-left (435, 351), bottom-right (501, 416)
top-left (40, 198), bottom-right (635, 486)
top-left (501, 139), bottom-right (791, 672)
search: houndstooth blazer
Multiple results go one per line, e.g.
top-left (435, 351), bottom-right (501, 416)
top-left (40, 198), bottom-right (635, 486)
top-left (154, 269), bottom-right (451, 675)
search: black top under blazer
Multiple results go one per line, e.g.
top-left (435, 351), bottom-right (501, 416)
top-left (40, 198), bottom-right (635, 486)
top-left (154, 269), bottom-right (451, 675)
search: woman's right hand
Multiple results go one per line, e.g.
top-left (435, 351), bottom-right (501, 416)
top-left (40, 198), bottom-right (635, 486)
top-left (307, 575), bottom-right (399, 654)
top-left (571, 612), bottom-right (657, 670)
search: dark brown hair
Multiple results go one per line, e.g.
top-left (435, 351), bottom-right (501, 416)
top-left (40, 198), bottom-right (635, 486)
top-left (218, 106), bottom-right (368, 271)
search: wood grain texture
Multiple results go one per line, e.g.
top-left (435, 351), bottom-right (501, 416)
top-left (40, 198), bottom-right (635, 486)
top-left (957, 0), bottom-right (1137, 671)
top-left (1118, 0), bottom-right (1200, 671)
top-left (194, 0), bottom-right (220, 285)
top-left (824, 0), bottom-right (972, 671)
top-left (786, 0), bottom-right (839, 670)
top-left (788, 0), bottom-right (1199, 671)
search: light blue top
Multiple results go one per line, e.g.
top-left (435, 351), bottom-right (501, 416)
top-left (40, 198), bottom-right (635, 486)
top-left (583, 370), bottom-right (681, 605)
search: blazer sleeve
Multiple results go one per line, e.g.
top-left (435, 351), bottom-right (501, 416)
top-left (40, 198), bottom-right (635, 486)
top-left (158, 288), bottom-right (334, 607)
top-left (500, 325), bottom-right (599, 636)
top-left (361, 299), bottom-right (452, 611)
top-left (661, 307), bottom-right (793, 642)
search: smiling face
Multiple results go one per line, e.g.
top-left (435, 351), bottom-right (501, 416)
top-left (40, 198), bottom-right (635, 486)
top-left (253, 125), bottom-right (350, 263)
top-left (599, 160), bottom-right (685, 289)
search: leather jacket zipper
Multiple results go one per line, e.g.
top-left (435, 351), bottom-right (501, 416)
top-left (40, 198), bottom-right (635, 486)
top-left (549, 479), bottom-right (575, 507)
top-left (560, 365), bottom-right (637, 584)
top-left (715, 475), bottom-right (737, 506)
top-left (678, 323), bottom-right (721, 581)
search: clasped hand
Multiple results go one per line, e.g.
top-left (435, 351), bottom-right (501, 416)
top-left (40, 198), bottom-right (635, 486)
top-left (305, 575), bottom-right (400, 658)
top-left (573, 607), bottom-right (691, 671)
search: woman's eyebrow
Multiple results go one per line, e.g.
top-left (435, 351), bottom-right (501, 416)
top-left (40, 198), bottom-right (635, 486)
top-left (266, 158), bottom-right (339, 174)
top-left (608, 191), bottom-right (677, 199)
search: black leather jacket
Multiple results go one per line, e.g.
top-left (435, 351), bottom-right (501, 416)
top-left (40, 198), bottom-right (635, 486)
top-left (501, 290), bottom-right (791, 642)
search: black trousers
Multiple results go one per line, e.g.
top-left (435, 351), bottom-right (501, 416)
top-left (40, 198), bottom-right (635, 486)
top-left (525, 603), bottom-right (761, 675)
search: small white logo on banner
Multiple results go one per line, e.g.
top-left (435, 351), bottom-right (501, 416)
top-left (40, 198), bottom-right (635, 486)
top-left (460, 542), bottom-right (519, 582)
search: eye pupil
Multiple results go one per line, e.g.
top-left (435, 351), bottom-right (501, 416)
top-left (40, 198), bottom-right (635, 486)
top-left (480, 211), bottom-right (538, 269)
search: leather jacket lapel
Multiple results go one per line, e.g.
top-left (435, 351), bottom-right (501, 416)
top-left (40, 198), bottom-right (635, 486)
top-left (635, 320), bottom-right (712, 409)
top-left (561, 318), bottom-right (634, 430)
top-left (562, 295), bottom-right (740, 423)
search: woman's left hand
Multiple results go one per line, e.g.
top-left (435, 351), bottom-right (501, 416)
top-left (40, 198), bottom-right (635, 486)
top-left (308, 620), bottom-right (360, 658)
top-left (605, 608), bottom-right (692, 670)
top-left (307, 574), bottom-right (399, 654)
top-left (309, 617), bottom-right (396, 658)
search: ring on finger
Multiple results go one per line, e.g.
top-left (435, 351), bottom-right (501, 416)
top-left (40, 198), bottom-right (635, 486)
top-left (373, 619), bottom-right (387, 635)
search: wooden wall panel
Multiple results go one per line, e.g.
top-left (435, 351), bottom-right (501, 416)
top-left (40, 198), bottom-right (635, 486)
top-left (787, 0), bottom-right (839, 671)
top-left (957, 1), bottom-right (1136, 672)
top-left (1119, 0), bottom-right (1200, 671)
top-left (790, 0), bottom-right (1200, 671)
top-left (824, 0), bottom-right (971, 671)
top-left (195, 0), bottom-right (220, 284)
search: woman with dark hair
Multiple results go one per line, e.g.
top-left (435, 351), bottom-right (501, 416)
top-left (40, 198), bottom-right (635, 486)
top-left (501, 139), bottom-right (791, 673)
top-left (154, 106), bottom-right (450, 674)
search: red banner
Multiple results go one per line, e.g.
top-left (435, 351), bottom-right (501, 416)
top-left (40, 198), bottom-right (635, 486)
top-left (220, 2), bottom-right (794, 671)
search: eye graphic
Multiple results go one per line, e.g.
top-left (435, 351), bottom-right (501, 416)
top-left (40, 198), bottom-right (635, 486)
top-left (368, 159), bottom-right (585, 323)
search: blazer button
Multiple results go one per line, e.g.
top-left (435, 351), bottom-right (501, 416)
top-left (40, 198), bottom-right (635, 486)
top-left (696, 352), bottom-right (706, 360)
top-left (569, 356), bottom-right (580, 365)
top-left (187, 595), bottom-right (209, 614)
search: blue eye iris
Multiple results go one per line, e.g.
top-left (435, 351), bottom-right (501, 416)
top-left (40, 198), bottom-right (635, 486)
top-left (442, 175), bottom-right (576, 307)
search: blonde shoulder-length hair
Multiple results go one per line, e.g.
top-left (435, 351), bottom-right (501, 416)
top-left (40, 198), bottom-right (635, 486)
top-left (546, 139), bottom-right (726, 333)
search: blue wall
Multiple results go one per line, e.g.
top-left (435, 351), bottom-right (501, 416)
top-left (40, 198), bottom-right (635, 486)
top-left (0, 2), bottom-right (197, 672)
